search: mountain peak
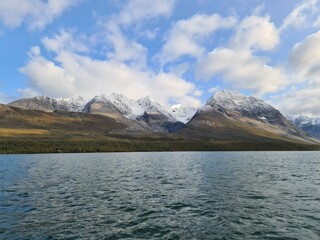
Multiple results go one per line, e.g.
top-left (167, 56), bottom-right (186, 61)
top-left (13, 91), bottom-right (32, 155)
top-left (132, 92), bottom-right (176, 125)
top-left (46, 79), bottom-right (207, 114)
top-left (289, 115), bottom-right (320, 139)
top-left (92, 94), bottom-right (108, 101)
top-left (213, 89), bottom-right (244, 100)
top-left (138, 95), bottom-right (154, 105)
top-left (55, 95), bottom-right (83, 101)
top-left (34, 95), bottom-right (51, 101)
top-left (203, 89), bottom-right (298, 129)
top-left (54, 95), bottom-right (85, 112)
top-left (207, 89), bottom-right (273, 112)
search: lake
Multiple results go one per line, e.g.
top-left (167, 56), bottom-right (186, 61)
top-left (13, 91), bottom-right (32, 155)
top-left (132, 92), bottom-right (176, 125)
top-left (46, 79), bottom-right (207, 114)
top-left (0, 152), bottom-right (319, 239)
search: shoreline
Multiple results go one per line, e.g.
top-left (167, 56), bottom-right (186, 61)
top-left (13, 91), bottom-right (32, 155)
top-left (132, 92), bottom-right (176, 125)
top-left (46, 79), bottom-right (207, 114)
top-left (1, 139), bottom-right (319, 154)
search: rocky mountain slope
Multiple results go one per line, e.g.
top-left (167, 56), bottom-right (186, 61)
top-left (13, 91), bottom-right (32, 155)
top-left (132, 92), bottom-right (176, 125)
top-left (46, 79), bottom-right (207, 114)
top-left (83, 93), bottom-right (182, 132)
top-left (288, 115), bottom-right (320, 139)
top-left (180, 90), bottom-right (314, 144)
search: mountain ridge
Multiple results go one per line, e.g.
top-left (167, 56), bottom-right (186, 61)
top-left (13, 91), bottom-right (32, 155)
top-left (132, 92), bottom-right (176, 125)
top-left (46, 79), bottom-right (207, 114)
top-left (288, 115), bottom-right (320, 139)
top-left (3, 90), bottom-right (319, 153)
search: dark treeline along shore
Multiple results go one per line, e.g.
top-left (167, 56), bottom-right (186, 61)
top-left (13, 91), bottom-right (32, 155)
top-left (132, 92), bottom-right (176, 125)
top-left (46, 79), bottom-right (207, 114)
top-left (0, 90), bottom-right (319, 153)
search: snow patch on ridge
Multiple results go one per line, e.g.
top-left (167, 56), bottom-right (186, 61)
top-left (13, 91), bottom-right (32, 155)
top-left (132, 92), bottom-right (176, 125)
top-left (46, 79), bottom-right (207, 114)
top-left (170, 104), bottom-right (197, 123)
top-left (207, 90), bottom-right (274, 113)
top-left (54, 95), bottom-right (85, 112)
top-left (106, 93), bottom-right (176, 121)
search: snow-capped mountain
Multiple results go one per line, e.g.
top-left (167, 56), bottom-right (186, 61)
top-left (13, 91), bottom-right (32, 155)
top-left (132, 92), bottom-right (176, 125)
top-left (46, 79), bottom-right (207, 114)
top-left (82, 93), bottom-right (183, 132)
top-left (206, 90), bottom-right (290, 126)
top-left (106, 92), bottom-right (176, 121)
top-left (186, 90), bottom-right (308, 141)
top-left (54, 95), bottom-right (85, 112)
top-left (170, 104), bottom-right (197, 124)
top-left (8, 95), bottom-right (85, 112)
top-left (207, 90), bottom-right (273, 116)
top-left (288, 115), bottom-right (320, 139)
top-left (8, 96), bottom-right (54, 112)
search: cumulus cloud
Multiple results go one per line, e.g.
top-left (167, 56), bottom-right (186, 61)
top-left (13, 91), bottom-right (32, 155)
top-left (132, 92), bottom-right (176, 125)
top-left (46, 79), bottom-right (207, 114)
top-left (272, 85), bottom-right (320, 116)
top-left (0, 0), bottom-right (80, 30)
top-left (42, 29), bottom-right (89, 53)
top-left (18, 1), bottom-right (203, 107)
top-left (232, 15), bottom-right (279, 51)
top-left (20, 31), bottom-right (201, 107)
top-left (20, 46), bottom-right (76, 97)
top-left (289, 31), bottom-right (320, 81)
top-left (159, 14), bottom-right (237, 64)
top-left (115, 0), bottom-right (177, 26)
top-left (197, 14), bottom-right (286, 96)
top-left (105, 23), bottom-right (147, 67)
top-left (271, 30), bottom-right (320, 115)
top-left (280, 0), bottom-right (319, 31)
top-left (197, 48), bottom-right (288, 95)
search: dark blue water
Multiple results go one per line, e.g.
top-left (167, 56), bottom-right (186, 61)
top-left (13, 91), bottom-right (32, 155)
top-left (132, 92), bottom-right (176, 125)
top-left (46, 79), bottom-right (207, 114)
top-left (0, 152), bottom-right (319, 239)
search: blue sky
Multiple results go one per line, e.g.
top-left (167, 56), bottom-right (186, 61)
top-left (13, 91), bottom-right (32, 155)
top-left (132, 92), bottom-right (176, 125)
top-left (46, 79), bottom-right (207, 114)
top-left (1, 0), bottom-right (320, 115)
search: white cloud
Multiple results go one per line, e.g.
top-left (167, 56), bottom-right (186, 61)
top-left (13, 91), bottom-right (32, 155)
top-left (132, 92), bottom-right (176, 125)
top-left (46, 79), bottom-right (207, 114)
top-left (314, 16), bottom-right (320, 27)
top-left (20, 32), bottom-right (201, 108)
top-left (272, 85), bottom-right (320, 116)
top-left (193, 90), bottom-right (203, 97)
top-left (289, 31), bottom-right (320, 81)
top-left (20, 46), bottom-right (76, 97)
top-left (271, 30), bottom-right (320, 115)
top-left (198, 48), bottom-right (288, 95)
top-left (232, 15), bottom-right (280, 51)
top-left (105, 23), bottom-right (147, 67)
top-left (197, 15), bottom-right (285, 96)
top-left (42, 29), bottom-right (89, 53)
top-left (18, 2), bottom-right (203, 108)
top-left (280, 0), bottom-right (320, 32)
top-left (116, 0), bottom-right (177, 25)
top-left (140, 29), bottom-right (159, 39)
top-left (0, 0), bottom-right (80, 30)
top-left (160, 14), bottom-right (237, 64)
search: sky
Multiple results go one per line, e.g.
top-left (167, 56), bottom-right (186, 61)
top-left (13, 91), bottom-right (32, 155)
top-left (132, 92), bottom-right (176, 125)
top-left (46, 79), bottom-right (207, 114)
top-left (1, 0), bottom-right (320, 116)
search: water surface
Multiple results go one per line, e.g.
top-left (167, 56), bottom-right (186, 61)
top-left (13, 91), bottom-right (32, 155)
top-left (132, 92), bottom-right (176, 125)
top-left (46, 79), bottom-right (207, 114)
top-left (0, 152), bottom-right (319, 239)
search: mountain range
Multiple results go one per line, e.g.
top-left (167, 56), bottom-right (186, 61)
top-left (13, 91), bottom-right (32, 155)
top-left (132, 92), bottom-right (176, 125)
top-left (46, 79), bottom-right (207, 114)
top-left (2, 90), bottom-right (319, 153)
top-left (288, 115), bottom-right (320, 139)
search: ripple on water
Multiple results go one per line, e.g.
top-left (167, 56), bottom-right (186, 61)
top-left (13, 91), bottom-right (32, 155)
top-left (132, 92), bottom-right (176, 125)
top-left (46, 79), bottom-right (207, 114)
top-left (0, 152), bottom-right (319, 239)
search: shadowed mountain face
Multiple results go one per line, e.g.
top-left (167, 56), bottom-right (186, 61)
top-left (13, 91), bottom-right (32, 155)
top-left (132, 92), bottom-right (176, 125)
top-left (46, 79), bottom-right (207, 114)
top-left (180, 90), bottom-right (314, 144)
top-left (288, 116), bottom-right (320, 139)
top-left (82, 94), bottom-right (182, 133)
top-left (207, 90), bottom-right (287, 125)
top-left (4, 90), bottom-right (319, 148)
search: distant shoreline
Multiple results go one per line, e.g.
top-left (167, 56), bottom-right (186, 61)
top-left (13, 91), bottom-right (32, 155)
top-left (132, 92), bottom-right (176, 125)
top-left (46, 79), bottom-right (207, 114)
top-left (1, 139), bottom-right (319, 154)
